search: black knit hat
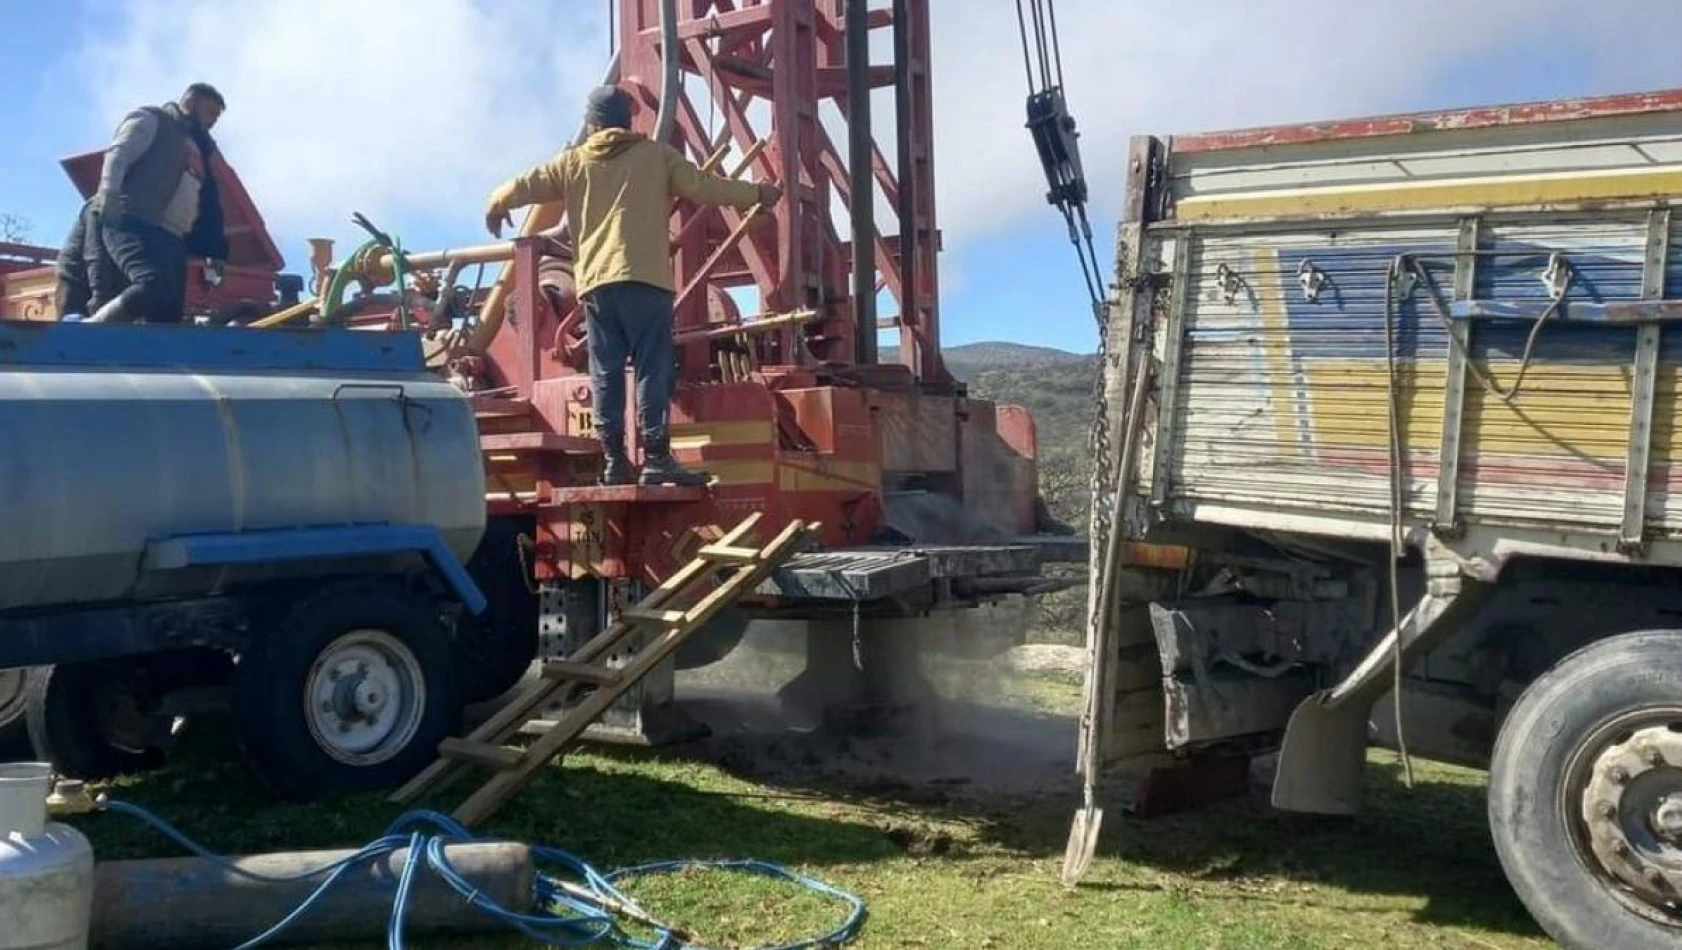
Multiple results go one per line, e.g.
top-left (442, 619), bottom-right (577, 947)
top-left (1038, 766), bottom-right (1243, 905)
top-left (585, 85), bottom-right (632, 130)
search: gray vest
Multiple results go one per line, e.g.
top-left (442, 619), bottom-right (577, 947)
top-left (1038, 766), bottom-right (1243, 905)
top-left (113, 105), bottom-right (191, 228)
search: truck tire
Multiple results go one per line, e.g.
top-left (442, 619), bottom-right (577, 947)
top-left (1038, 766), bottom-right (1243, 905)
top-left (0, 667), bottom-right (34, 760)
top-left (1488, 630), bottom-right (1682, 949)
top-left (232, 581), bottom-right (462, 801)
top-left (459, 516), bottom-right (540, 703)
top-left (24, 662), bottom-right (167, 780)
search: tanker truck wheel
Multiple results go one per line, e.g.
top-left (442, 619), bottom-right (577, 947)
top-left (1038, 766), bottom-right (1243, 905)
top-left (458, 516), bottom-right (540, 703)
top-left (233, 581), bottom-right (462, 801)
top-left (0, 667), bottom-right (34, 760)
top-left (1488, 630), bottom-right (1682, 950)
top-left (23, 662), bottom-right (168, 780)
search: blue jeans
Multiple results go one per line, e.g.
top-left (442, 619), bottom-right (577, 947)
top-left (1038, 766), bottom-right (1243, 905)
top-left (583, 281), bottom-right (676, 445)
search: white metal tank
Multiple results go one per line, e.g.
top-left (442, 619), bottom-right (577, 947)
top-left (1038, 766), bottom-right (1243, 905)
top-left (0, 763), bottom-right (93, 950)
top-left (0, 324), bottom-right (486, 613)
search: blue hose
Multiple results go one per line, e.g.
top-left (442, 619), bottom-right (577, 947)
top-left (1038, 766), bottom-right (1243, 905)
top-left (101, 799), bottom-right (866, 950)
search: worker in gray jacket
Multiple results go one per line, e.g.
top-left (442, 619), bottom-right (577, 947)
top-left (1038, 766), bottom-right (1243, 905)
top-left (83, 83), bottom-right (230, 324)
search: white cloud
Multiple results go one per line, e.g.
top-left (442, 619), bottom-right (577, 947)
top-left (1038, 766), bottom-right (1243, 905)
top-left (66, 0), bottom-right (1682, 268)
top-left (72, 0), bottom-right (612, 252)
top-left (925, 0), bottom-right (1682, 244)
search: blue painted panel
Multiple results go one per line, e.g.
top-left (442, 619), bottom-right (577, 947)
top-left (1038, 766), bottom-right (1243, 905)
top-left (1275, 242), bottom-right (1455, 362)
top-left (145, 523), bottom-right (488, 615)
top-left (0, 322), bottom-right (426, 373)
top-left (1276, 241), bottom-right (1657, 365)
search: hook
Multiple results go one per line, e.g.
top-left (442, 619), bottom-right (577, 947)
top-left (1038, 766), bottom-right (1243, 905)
top-left (1296, 259), bottom-right (1326, 303)
top-left (1214, 262), bottom-right (1244, 305)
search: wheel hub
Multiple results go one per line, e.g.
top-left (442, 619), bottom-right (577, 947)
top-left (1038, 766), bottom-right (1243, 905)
top-left (1580, 723), bottom-right (1682, 910)
top-left (304, 631), bottom-right (424, 765)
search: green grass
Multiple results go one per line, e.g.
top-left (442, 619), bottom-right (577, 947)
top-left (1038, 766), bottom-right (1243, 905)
top-left (68, 692), bottom-right (1550, 950)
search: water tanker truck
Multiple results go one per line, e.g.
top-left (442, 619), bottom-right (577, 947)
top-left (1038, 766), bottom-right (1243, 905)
top-left (0, 321), bottom-right (493, 800)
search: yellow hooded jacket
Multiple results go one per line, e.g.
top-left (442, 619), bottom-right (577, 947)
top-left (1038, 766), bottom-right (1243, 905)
top-left (486, 129), bottom-right (763, 297)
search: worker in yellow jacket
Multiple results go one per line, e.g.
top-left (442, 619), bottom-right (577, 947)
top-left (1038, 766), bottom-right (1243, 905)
top-left (484, 85), bottom-right (783, 486)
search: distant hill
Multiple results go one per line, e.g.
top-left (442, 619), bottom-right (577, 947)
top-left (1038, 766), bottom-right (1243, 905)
top-left (943, 340), bottom-right (1097, 641)
top-left (943, 341), bottom-right (1089, 380)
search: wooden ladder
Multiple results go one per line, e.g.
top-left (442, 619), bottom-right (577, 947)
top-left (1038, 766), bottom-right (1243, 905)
top-left (391, 512), bottom-right (815, 826)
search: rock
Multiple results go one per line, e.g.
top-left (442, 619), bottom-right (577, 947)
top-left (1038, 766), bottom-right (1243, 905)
top-left (1005, 644), bottom-right (1087, 679)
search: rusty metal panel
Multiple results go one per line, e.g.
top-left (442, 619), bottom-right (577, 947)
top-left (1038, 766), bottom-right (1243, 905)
top-left (1168, 104), bottom-right (1682, 224)
top-left (1172, 88), bottom-right (1682, 155)
top-left (874, 391), bottom-right (958, 473)
top-left (1157, 208), bottom-right (1682, 545)
top-left (1167, 223), bottom-right (1458, 524)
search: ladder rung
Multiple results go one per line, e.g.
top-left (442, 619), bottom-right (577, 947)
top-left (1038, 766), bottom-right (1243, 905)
top-left (541, 660), bottom-right (621, 686)
top-left (698, 543), bottom-right (760, 565)
top-left (621, 607), bottom-right (687, 626)
top-left (439, 737), bottom-right (525, 770)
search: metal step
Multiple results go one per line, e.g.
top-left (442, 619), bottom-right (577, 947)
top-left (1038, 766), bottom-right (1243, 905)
top-left (756, 544), bottom-right (1040, 602)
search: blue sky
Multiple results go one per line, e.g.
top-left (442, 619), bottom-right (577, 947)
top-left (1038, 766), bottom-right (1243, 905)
top-left (6, 1), bottom-right (1682, 354)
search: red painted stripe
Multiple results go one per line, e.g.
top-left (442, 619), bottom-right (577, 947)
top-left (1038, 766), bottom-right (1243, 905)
top-left (1173, 88), bottom-right (1682, 154)
top-left (1306, 446), bottom-right (1681, 492)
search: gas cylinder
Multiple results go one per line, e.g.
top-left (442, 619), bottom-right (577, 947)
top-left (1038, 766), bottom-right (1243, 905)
top-left (0, 763), bottom-right (93, 950)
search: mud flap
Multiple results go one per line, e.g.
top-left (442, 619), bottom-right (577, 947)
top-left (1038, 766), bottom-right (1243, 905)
top-left (1270, 695), bottom-right (1371, 814)
top-left (1271, 547), bottom-right (1492, 814)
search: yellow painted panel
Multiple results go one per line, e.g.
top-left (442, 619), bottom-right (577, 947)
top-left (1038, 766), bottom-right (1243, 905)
top-left (1263, 358), bottom-right (1682, 461)
top-left (704, 459), bottom-right (775, 486)
top-left (670, 420), bottom-right (775, 450)
top-left (1178, 165), bottom-right (1682, 221)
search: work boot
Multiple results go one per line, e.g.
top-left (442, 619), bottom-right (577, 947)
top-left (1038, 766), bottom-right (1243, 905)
top-left (83, 294), bottom-right (135, 324)
top-left (598, 430), bottom-right (635, 486)
top-left (638, 427), bottom-right (710, 487)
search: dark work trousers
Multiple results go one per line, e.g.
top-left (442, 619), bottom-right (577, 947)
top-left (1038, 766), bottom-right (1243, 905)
top-left (100, 215), bottom-right (188, 323)
top-left (582, 280), bottom-right (677, 445)
top-left (54, 204), bottom-right (123, 317)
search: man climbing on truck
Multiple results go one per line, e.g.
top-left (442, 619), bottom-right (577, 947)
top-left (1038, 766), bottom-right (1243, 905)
top-left (482, 84), bottom-right (783, 487)
top-left (81, 82), bottom-right (230, 324)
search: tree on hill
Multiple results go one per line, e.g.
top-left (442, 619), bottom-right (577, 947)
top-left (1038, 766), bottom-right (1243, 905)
top-left (0, 212), bottom-right (33, 243)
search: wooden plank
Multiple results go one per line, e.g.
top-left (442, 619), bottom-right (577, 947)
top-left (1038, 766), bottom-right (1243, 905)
top-left (450, 520), bottom-right (811, 826)
top-left (540, 660), bottom-right (621, 686)
top-left (621, 607), bottom-right (687, 626)
top-left (1434, 217), bottom-right (1480, 535)
top-left (1621, 208), bottom-right (1670, 551)
top-left (479, 432), bottom-right (600, 455)
top-left (697, 543), bottom-right (761, 565)
top-left (438, 738), bottom-right (524, 771)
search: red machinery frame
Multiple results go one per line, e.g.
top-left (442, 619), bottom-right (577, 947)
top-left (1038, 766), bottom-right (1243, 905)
top-left (464, 0), bottom-right (1039, 591)
top-left (613, 0), bottom-right (946, 385)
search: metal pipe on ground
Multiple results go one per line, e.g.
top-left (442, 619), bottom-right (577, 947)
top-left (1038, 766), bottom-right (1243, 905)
top-left (847, 0), bottom-right (877, 365)
top-left (88, 842), bottom-right (535, 950)
top-left (893, 0), bottom-right (917, 374)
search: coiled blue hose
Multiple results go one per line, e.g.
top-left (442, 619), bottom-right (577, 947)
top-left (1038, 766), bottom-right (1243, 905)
top-left (101, 799), bottom-right (866, 950)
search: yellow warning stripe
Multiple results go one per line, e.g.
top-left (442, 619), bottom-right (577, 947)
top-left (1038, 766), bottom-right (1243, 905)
top-left (1177, 164), bottom-right (1682, 221)
top-left (669, 420), bottom-right (775, 450)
